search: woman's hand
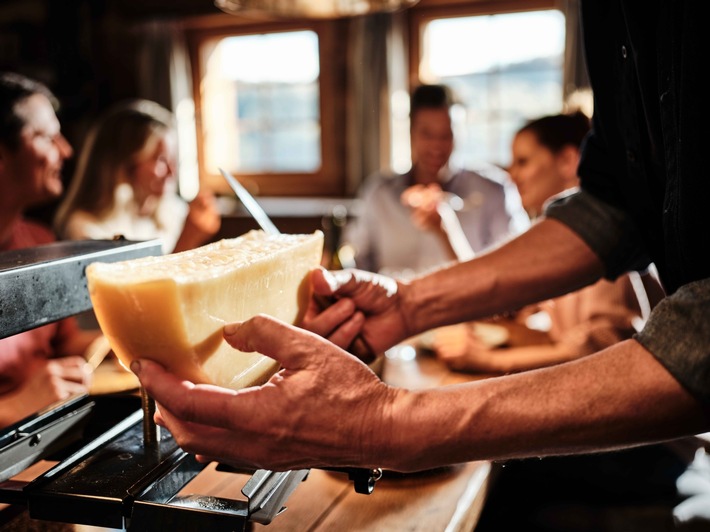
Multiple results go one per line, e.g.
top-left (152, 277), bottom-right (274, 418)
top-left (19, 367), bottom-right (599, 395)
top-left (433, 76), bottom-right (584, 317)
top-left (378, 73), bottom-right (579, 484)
top-left (175, 190), bottom-right (222, 252)
top-left (0, 356), bottom-right (92, 428)
top-left (432, 324), bottom-right (500, 373)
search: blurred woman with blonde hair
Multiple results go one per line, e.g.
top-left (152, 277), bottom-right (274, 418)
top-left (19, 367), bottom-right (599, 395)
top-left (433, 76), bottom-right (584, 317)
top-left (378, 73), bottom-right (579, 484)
top-left (54, 99), bottom-right (220, 253)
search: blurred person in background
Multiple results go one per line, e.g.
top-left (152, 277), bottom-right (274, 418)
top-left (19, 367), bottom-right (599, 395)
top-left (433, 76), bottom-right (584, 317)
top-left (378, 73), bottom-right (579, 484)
top-left (0, 72), bottom-right (97, 428)
top-left (54, 99), bottom-right (220, 255)
top-left (342, 83), bottom-right (527, 277)
top-left (432, 111), bottom-right (665, 375)
top-left (433, 111), bottom-right (686, 531)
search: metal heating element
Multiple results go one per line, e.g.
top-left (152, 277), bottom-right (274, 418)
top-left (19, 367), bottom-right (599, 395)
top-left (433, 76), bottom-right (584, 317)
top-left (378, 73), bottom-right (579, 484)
top-left (0, 238), bottom-right (379, 531)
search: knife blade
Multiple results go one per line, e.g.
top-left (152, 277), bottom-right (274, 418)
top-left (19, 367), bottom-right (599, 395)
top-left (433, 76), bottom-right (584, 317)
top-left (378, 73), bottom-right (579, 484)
top-left (219, 168), bottom-right (280, 236)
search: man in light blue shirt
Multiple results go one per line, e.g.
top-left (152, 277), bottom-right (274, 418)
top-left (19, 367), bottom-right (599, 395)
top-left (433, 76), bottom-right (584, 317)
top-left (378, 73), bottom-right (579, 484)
top-left (343, 84), bottom-right (527, 276)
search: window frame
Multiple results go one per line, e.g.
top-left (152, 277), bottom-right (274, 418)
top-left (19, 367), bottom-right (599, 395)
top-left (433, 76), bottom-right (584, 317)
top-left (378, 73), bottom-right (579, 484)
top-left (408, 0), bottom-right (559, 91)
top-left (406, 0), bottom-right (563, 168)
top-left (185, 16), bottom-right (348, 197)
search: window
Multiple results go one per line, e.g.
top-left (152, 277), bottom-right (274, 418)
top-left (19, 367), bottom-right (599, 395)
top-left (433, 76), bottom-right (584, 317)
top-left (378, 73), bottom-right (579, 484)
top-left (188, 20), bottom-right (347, 196)
top-left (407, 4), bottom-right (566, 170)
top-left (202, 31), bottom-right (321, 174)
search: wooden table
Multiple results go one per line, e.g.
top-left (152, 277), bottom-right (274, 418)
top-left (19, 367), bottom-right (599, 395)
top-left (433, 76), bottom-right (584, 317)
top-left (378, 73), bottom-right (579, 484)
top-left (181, 351), bottom-right (492, 532)
top-left (1, 351), bottom-right (492, 532)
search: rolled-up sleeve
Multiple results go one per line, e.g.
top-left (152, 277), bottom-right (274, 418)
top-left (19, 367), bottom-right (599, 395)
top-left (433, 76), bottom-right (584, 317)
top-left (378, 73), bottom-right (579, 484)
top-left (544, 189), bottom-right (652, 279)
top-left (635, 278), bottom-right (710, 405)
top-left (548, 191), bottom-right (710, 404)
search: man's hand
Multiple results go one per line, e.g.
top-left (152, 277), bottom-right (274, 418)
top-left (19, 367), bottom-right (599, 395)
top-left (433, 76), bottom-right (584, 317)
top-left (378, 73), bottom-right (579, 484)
top-left (300, 268), bottom-right (412, 360)
top-left (132, 315), bottom-right (404, 471)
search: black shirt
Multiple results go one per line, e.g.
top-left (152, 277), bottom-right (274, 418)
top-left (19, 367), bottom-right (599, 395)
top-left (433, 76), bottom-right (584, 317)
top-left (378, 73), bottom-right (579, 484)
top-left (545, 0), bottom-right (710, 403)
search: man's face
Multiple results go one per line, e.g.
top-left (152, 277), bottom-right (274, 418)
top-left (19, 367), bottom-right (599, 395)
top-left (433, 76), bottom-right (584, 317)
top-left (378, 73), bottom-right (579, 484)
top-left (0, 93), bottom-right (73, 207)
top-left (410, 107), bottom-right (454, 180)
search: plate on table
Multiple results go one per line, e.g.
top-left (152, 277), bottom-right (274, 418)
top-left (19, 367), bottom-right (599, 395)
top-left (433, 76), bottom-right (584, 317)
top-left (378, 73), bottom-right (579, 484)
top-left (412, 321), bottom-right (510, 353)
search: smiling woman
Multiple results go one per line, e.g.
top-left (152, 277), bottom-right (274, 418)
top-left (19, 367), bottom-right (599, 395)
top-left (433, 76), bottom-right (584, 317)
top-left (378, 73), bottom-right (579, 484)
top-left (53, 99), bottom-right (221, 254)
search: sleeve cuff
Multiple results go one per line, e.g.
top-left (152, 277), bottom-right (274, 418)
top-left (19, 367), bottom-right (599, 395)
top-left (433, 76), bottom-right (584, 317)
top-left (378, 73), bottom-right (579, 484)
top-left (544, 189), bottom-right (651, 279)
top-left (636, 278), bottom-right (710, 405)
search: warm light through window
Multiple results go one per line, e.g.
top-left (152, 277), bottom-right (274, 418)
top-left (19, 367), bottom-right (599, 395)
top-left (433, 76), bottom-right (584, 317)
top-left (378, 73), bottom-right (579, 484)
top-left (407, 10), bottom-right (566, 170)
top-left (200, 30), bottom-right (321, 175)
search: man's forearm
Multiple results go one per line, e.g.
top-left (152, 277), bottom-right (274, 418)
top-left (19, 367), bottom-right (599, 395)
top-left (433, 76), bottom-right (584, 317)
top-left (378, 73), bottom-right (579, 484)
top-left (402, 218), bottom-right (605, 336)
top-left (381, 339), bottom-right (708, 472)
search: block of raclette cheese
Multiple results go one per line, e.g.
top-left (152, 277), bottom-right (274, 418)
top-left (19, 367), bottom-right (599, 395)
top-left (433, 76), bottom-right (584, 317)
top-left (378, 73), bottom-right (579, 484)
top-left (86, 230), bottom-right (323, 390)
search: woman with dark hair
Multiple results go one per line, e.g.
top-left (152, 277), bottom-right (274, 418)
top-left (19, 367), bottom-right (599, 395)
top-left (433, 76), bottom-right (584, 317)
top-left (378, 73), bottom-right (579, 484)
top-left (430, 111), bottom-right (663, 374)
top-left (437, 112), bottom-right (683, 530)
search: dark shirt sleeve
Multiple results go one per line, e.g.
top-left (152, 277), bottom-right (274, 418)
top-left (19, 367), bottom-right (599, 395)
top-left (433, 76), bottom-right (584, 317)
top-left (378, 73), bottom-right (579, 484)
top-left (545, 191), bottom-right (710, 405)
top-left (635, 278), bottom-right (710, 405)
top-left (543, 189), bottom-right (651, 279)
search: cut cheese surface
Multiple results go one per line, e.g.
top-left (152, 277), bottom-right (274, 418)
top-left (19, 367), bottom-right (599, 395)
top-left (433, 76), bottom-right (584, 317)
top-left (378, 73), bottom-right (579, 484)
top-left (86, 230), bottom-right (324, 390)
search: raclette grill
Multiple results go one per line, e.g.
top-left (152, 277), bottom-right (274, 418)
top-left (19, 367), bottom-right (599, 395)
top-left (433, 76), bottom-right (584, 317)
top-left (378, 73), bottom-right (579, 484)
top-left (0, 239), bottom-right (379, 531)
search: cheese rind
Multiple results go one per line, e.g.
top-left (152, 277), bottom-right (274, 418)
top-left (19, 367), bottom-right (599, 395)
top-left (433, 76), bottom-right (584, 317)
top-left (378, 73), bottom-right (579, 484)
top-left (86, 230), bottom-right (324, 390)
